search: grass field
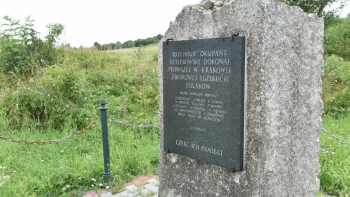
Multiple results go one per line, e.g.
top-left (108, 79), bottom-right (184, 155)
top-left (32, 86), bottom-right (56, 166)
top-left (0, 44), bottom-right (160, 196)
top-left (0, 118), bottom-right (159, 196)
top-left (0, 44), bottom-right (349, 196)
top-left (102, 43), bottom-right (159, 53)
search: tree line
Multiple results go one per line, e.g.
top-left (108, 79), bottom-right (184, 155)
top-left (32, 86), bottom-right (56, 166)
top-left (93, 34), bottom-right (163, 51)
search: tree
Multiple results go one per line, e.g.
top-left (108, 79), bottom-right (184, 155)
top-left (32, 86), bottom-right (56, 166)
top-left (324, 14), bottom-right (350, 59)
top-left (122, 40), bottom-right (135, 48)
top-left (108, 43), bottom-right (116, 50)
top-left (116, 41), bottom-right (122, 49)
top-left (157, 34), bottom-right (163, 40)
top-left (93, 42), bottom-right (101, 50)
top-left (287, 0), bottom-right (348, 29)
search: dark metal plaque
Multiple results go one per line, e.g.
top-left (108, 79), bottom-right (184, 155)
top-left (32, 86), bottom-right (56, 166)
top-left (163, 37), bottom-right (245, 171)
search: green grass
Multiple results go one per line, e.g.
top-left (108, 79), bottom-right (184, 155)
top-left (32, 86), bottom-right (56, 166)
top-left (319, 113), bottom-right (350, 196)
top-left (0, 116), bottom-right (159, 196)
top-left (103, 43), bottom-right (159, 53)
top-left (100, 44), bottom-right (159, 66)
top-left (0, 46), bottom-right (160, 196)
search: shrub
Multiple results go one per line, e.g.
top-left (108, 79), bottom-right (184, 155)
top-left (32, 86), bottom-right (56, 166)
top-left (0, 15), bottom-right (64, 78)
top-left (324, 14), bottom-right (350, 60)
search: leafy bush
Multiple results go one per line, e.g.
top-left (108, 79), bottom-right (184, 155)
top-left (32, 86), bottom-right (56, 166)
top-left (0, 15), bottom-right (64, 78)
top-left (324, 14), bottom-right (350, 60)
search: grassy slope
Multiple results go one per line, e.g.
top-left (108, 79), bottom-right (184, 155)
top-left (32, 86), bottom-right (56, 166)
top-left (103, 43), bottom-right (159, 52)
top-left (0, 45), bottom-right (160, 196)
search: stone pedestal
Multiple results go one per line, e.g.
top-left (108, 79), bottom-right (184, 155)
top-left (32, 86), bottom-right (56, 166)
top-left (158, 0), bottom-right (324, 196)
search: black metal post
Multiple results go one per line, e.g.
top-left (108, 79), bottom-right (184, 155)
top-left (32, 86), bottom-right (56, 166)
top-left (98, 98), bottom-right (112, 183)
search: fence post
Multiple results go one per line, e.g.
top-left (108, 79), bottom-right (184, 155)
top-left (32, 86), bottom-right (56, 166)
top-left (98, 98), bottom-right (112, 183)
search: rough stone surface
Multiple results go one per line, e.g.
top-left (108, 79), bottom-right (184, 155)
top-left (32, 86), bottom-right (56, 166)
top-left (200, 0), bottom-right (214, 9)
top-left (157, 0), bottom-right (324, 196)
top-left (214, 1), bottom-right (224, 7)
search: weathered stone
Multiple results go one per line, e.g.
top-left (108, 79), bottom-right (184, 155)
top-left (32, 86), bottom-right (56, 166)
top-left (214, 1), bottom-right (223, 7)
top-left (197, 5), bottom-right (206, 10)
top-left (158, 0), bottom-right (323, 196)
top-left (200, 0), bottom-right (213, 9)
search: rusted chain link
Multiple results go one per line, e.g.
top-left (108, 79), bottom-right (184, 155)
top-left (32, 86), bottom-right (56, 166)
top-left (108, 116), bottom-right (159, 128)
top-left (0, 117), bottom-right (100, 145)
top-left (322, 127), bottom-right (350, 146)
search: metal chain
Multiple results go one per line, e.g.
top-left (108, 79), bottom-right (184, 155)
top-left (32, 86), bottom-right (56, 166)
top-left (108, 116), bottom-right (159, 128)
top-left (0, 117), bottom-right (100, 145)
top-left (2, 117), bottom-right (347, 148)
top-left (322, 127), bottom-right (350, 146)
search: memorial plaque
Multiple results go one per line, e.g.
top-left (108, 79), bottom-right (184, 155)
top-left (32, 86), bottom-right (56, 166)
top-left (163, 37), bottom-right (245, 171)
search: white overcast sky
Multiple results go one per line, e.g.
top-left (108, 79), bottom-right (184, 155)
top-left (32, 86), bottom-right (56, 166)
top-left (0, 0), bottom-right (349, 48)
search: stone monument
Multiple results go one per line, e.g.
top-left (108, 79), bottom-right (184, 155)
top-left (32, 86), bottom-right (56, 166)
top-left (157, 0), bottom-right (324, 196)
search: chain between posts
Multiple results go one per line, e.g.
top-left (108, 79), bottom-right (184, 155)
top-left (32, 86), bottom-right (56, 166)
top-left (107, 116), bottom-right (350, 147)
top-left (322, 128), bottom-right (350, 146)
top-left (107, 116), bottom-right (159, 128)
top-left (1, 117), bottom-right (348, 147)
top-left (0, 117), bottom-right (100, 145)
